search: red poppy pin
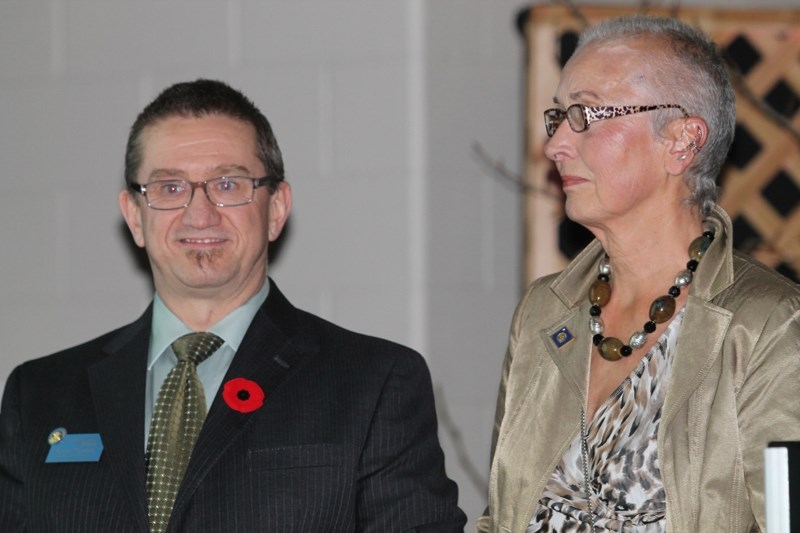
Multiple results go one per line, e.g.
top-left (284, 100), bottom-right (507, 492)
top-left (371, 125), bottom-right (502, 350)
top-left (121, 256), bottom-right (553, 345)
top-left (222, 378), bottom-right (265, 413)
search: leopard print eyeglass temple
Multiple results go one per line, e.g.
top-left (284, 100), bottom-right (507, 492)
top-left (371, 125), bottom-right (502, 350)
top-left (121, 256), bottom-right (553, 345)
top-left (543, 103), bottom-right (689, 137)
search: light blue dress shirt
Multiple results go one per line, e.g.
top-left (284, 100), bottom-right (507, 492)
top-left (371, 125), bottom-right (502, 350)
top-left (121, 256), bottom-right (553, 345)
top-left (144, 281), bottom-right (269, 448)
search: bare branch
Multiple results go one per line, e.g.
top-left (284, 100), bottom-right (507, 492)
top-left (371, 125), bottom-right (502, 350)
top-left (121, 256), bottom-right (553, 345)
top-left (434, 384), bottom-right (488, 495)
top-left (552, 0), bottom-right (590, 30)
top-left (726, 62), bottom-right (800, 145)
top-left (471, 142), bottom-right (561, 199)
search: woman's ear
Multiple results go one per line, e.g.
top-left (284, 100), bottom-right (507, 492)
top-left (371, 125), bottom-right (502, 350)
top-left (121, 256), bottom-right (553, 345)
top-left (665, 117), bottom-right (707, 175)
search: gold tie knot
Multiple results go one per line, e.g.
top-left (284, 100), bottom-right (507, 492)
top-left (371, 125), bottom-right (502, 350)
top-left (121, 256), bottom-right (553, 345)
top-left (171, 332), bottom-right (223, 365)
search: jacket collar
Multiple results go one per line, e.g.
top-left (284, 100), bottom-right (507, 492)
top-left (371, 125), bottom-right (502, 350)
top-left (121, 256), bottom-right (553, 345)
top-left (542, 205), bottom-right (736, 426)
top-left (660, 207), bottom-right (735, 429)
top-left (691, 205), bottom-right (735, 301)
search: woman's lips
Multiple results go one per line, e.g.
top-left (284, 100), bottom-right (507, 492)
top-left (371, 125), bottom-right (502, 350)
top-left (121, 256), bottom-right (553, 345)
top-left (561, 175), bottom-right (587, 188)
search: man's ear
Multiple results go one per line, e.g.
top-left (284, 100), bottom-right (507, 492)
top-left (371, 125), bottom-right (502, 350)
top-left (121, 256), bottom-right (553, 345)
top-left (119, 189), bottom-right (146, 248)
top-left (665, 117), bottom-right (707, 175)
top-left (268, 181), bottom-right (292, 242)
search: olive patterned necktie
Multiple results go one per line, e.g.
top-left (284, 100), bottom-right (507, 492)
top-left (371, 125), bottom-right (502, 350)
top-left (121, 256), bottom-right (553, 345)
top-left (145, 332), bottom-right (224, 533)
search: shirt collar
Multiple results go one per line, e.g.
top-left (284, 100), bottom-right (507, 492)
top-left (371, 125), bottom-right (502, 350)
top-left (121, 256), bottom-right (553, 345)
top-left (147, 280), bottom-right (270, 370)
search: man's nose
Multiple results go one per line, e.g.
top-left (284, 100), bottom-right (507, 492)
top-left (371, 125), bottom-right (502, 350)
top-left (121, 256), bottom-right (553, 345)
top-left (181, 184), bottom-right (221, 227)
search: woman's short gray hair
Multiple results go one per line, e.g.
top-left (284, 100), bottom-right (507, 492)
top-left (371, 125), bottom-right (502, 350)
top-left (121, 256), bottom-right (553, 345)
top-left (575, 16), bottom-right (736, 216)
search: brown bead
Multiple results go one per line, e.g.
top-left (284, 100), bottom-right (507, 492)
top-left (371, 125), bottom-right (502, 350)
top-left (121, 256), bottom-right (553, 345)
top-left (688, 235), bottom-right (712, 261)
top-left (649, 295), bottom-right (676, 324)
top-left (588, 280), bottom-right (611, 306)
top-left (598, 336), bottom-right (623, 361)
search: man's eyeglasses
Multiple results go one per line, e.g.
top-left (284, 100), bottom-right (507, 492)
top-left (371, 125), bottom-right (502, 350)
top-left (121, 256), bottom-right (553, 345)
top-left (543, 103), bottom-right (689, 137)
top-left (128, 176), bottom-right (279, 210)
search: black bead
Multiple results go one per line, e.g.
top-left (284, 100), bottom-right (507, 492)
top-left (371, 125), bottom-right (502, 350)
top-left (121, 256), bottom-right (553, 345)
top-left (686, 259), bottom-right (699, 272)
top-left (644, 321), bottom-right (657, 333)
top-left (593, 334), bottom-right (604, 346)
top-left (597, 273), bottom-right (610, 282)
top-left (237, 390), bottom-right (251, 401)
top-left (668, 286), bottom-right (680, 298)
top-left (590, 304), bottom-right (602, 316)
top-left (620, 345), bottom-right (633, 357)
top-left (703, 230), bottom-right (715, 241)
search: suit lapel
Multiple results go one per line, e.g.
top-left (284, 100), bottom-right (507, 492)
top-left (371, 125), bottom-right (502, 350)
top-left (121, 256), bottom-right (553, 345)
top-left (661, 207), bottom-right (735, 429)
top-left (661, 297), bottom-right (732, 430)
top-left (541, 306), bottom-right (591, 401)
top-left (87, 309), bottom-right (151, 532)
top-left (541, 239), bottom-right (601, 403)
top-left (172, 282), bottom-right (317, 518)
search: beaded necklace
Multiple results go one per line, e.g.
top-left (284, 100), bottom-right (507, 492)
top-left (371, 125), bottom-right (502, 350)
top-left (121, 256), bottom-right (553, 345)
top-left (588, 230), bottom-right (714, 362)
top-left (580, 229), bottom-right (714, 531)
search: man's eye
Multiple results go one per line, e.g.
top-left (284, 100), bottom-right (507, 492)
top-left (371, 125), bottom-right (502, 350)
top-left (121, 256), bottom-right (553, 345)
top-left (215, 179), bottom-right (239, 193)
top-left (159, 182), bottom-right (186, 195)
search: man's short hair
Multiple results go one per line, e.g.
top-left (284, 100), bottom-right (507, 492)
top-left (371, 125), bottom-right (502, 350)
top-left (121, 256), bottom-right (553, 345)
top-left (124, 79), bottom-right (285, 187)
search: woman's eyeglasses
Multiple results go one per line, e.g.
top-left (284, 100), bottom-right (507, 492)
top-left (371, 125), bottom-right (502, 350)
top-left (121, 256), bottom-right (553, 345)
top-left (543, 103), bottom-right (689, 137)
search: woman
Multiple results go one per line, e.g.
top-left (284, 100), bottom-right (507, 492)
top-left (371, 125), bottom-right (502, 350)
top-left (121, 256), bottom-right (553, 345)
top-left (478, 15), bottom-right (800, 533)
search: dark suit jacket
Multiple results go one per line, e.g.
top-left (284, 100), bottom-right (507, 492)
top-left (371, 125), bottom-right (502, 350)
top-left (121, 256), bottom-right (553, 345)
top-left (0, 281), bottom-right (466, 532)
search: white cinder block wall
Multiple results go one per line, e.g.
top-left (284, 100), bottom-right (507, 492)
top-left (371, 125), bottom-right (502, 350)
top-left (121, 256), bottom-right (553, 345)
top-left (1, 0), bottom-right (795, 525)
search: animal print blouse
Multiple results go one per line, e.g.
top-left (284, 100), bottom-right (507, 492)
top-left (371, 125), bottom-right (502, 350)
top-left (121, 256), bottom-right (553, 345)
top-left (527, 308), bottom-right (685, 532)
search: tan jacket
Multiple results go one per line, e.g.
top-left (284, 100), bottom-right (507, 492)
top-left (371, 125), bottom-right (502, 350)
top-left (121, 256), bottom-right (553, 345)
top-left (478, 207), bottom-right (800, 532)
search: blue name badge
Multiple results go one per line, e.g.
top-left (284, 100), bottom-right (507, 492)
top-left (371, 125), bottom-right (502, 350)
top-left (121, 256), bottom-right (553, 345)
top-left (46, 434), bottom-right (104, 463)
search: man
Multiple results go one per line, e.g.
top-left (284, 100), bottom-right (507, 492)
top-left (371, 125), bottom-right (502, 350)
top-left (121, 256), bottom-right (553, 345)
top-left (0, 79), bottom-right (466, 532)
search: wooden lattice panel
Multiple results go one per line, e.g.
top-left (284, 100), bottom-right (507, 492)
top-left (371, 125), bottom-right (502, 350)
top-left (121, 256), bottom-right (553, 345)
top-left (523, 5), bottom-right (800, 285)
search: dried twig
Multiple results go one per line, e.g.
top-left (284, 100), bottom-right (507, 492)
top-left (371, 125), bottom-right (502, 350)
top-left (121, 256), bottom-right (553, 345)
top-left (726, 63), bottom-right (800, 145)
top-left (471, 142), bottom-right (560, 199)
top-left (434, 385), bottom-right (488, 494)
top-left (553, 0), bottom-right (590, 30)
